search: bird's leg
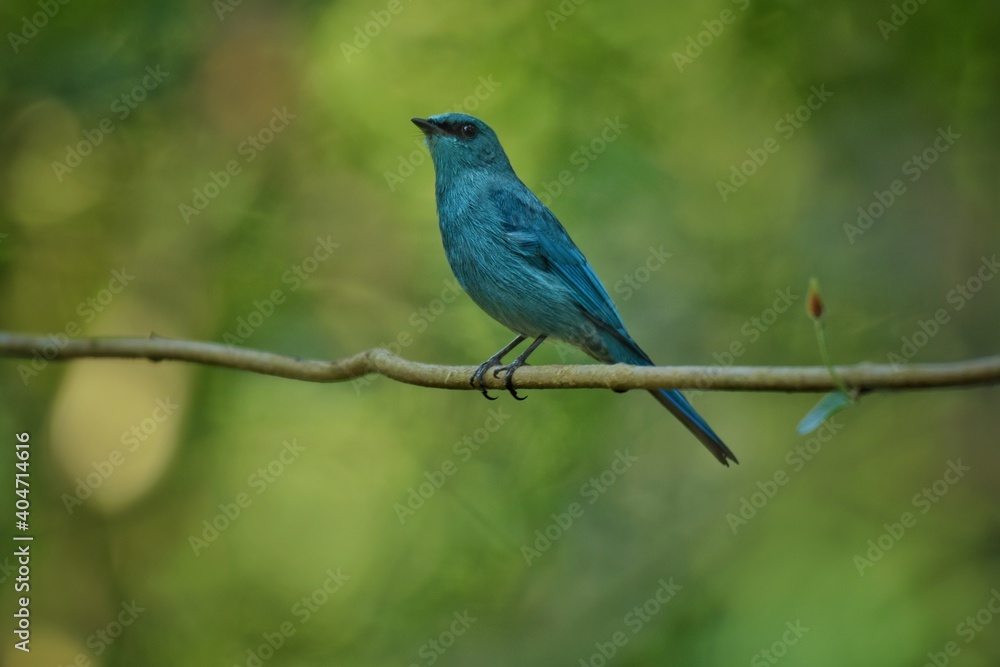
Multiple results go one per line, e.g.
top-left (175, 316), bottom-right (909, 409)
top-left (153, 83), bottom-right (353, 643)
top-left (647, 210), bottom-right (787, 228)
top-left (492, 335), bottom-right (548, 400)
top-left (471, 335), bottom-right (527, 400)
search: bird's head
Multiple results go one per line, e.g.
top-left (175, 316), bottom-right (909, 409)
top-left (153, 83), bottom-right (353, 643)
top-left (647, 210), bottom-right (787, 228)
top-left (411, 113), bottom-right (512, 177)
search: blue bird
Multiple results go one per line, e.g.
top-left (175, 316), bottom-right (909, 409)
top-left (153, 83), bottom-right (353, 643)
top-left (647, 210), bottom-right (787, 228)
top-left (412, 113), bottom-right (737, 466)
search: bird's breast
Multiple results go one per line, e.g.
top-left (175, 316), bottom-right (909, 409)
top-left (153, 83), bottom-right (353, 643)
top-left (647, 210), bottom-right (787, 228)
top-left (437, 213), bottom-right (559, 338)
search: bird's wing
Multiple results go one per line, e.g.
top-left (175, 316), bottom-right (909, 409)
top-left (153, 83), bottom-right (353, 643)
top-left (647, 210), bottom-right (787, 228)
top-left (491, 185), bottom-right (630, 336)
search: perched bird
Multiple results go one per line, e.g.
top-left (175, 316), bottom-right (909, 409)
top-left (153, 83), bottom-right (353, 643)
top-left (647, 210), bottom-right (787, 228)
top-left (412, 113), bottom-right (737, 466)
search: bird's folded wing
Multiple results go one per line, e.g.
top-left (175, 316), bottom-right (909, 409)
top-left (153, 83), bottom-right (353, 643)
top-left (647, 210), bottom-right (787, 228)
top-left (491, 186), bottom-right (630, 336)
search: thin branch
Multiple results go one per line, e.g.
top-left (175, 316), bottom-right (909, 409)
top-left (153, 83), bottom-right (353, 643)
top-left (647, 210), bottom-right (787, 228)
top-left (1, 332), bottom-right (998, 392)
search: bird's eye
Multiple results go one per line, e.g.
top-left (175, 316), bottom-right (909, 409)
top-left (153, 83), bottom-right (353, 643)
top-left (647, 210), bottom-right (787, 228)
top-left (458, 123), bottom-right (478, 139)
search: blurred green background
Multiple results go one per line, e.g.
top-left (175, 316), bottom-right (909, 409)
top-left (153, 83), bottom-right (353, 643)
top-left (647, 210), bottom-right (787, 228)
top-left (1, 0), bottom-right (999, 665)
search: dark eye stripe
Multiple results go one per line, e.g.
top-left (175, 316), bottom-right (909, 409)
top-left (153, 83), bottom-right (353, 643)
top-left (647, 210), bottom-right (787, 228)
top-left (442, 121), bottom-right (478, 139)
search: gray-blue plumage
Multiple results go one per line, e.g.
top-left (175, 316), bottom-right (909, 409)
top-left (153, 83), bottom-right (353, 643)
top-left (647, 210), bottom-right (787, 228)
top-left (413, 113), bottom-right (737, 466)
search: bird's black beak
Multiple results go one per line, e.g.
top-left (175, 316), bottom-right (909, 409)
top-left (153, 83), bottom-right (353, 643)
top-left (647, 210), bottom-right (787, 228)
top-left (412, 117), bottom-right (444, 136)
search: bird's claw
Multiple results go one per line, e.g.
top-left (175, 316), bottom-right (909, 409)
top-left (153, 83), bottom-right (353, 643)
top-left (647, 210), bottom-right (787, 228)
top-left (470, 359), bottom-right (501, 400)
top-left (491, 362), bottom-right (527, 400)
top-left (469, 335), bottom-right (538, 401)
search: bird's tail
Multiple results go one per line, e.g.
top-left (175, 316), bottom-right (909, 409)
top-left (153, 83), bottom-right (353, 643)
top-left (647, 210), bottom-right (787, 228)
top-left (648, 388), bottom-right (738, 467)
top-left (594, 325), bottom-right (738, 466)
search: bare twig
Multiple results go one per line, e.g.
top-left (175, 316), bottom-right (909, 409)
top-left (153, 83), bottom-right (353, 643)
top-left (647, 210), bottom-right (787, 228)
top-left (3, 332), bottom-right (998, 393)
